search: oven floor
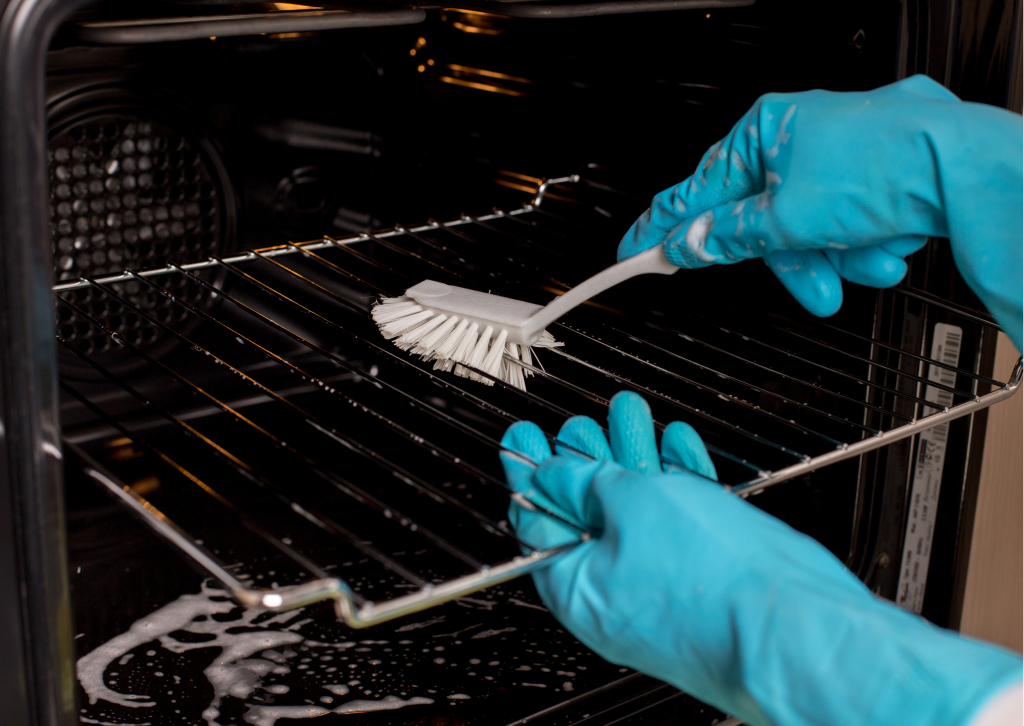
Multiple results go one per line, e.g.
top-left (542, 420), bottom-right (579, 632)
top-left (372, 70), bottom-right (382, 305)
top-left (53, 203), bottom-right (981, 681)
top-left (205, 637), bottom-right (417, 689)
top-left (67, 464), bottom-right (727, 726)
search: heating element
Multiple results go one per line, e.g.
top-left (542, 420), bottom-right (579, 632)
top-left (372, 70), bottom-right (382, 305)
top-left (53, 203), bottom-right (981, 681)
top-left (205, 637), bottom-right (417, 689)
top-left (55, 176), bottom-right (1022, 628)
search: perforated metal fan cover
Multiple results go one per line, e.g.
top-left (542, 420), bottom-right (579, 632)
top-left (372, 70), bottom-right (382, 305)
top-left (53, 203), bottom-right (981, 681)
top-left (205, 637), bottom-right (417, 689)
top-left (49, 114), bottom-right (227, 355)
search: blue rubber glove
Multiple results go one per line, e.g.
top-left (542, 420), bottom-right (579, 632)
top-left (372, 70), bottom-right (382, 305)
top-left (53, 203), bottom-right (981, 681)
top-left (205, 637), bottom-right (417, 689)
top-left (617, 75), bottom-right (1023, 350)
top-left (501, 391), bottom-right (1023, 726)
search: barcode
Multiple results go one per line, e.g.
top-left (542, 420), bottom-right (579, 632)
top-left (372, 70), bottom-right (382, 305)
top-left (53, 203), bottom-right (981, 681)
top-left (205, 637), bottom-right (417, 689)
top-left (923, 323), bottom-right (961, 449)
top-left (939, 329), bottom-right (961, 363)
top-left (934, 328), bottom-right (961, 386)
top-left (926, 326), bottom-right (962, 412)
top-left (897, 322), bottom-right (964, 614)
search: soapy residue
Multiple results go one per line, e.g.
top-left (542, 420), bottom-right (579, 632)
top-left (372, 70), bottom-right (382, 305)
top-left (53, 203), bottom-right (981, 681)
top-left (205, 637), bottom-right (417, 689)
top-left (333, 695), bottom-right (434, 714)
top-left (77, 580), bottom-right (602, 724)
top-left (76, 582), bottom-right (435, 726)
top-left (242, 705), bottom-right (328, 726)
top-left (684, 211), bottom-right (718, 263)
top-left (77, 582), bottom-right (239, 708)
top-left (243, 696), bottom-right (435, 725)
top-left (508, 598), bottom-right (547, 612)
top-left (471, 626), bottom-right (517, 640)
top-left (765, 103), bottom-right (797, 159)
top-left (394, 615), bottom-right (446, 632)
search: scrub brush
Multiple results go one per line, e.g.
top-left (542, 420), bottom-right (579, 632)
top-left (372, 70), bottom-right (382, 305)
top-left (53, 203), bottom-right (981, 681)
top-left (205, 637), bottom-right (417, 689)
top-left (372, 245), bottom-right (677, 390)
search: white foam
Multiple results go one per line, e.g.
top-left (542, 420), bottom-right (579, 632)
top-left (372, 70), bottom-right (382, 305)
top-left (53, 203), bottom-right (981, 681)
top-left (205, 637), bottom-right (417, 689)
top-left (455, 597), bottom-right (496, 611)
top-left (243, 705), bottom-right (330, 726)
top-left (77, 582), bottom-right (237, 708)
top-left (332, 695), bottom-right (434, 715)
top-left (394, 615), bottom-right (445, 632)
top-left (508, 598), bottom-right (547, 612)
top-left (78, 584), bottom-right (437, 726)
top-left (471, 627), bottom-right (516, 639)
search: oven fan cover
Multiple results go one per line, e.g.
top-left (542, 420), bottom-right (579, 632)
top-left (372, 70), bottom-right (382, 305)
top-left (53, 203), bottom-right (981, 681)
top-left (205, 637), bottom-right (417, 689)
top-left (48, 91), bottom-right (235, 371)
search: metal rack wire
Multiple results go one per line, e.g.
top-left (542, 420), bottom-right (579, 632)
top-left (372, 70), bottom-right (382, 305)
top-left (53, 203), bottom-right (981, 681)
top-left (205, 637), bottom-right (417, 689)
top-left (55, 176), bottom-right (1022, 627)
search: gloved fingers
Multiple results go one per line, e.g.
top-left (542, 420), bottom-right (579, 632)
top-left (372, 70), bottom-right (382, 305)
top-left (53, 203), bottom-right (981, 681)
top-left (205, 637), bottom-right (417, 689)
top-left (500, 421), bottom-right (583, 551)
top-left (556, 416), bottom-right (613, 460)
top-left (660, 421), bottom-right (718, 481)
top-left (500, 420), bottom-right (552, 493)
top-left (533, 455), bottom-right (609, 532)
top-left (500, 421), bottom-right (552, 521)
top-left (822, 236), bottom-right (926, 288)
top-left (765, 250), bottom-right (844, 317)
top-left (607, 391), bottom-right (661, 474)
top-left (879, 235), bottom-right (929, 258)
top-left (617, 103), bottom-right (765, 262)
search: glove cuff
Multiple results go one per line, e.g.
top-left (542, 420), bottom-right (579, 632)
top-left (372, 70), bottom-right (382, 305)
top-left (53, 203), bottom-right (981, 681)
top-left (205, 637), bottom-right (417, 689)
top-left (732, 588), bottom-right (1024, 726)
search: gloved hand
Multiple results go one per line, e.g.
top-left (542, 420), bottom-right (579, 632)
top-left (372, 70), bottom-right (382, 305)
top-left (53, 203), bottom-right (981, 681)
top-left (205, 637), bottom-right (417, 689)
top-left (501, 391), bottom-right (1023, 726)
top-left (617, 75), bottom-right (1023, 350)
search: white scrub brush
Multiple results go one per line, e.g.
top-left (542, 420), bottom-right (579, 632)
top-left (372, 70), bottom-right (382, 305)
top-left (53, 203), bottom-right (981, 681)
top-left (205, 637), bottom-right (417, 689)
top-left (372, 245), bottom-right (677, 390)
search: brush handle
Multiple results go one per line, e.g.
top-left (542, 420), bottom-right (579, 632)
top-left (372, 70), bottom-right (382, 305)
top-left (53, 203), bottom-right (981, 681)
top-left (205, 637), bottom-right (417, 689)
top-left (523, 245), bottom-right (678, 341)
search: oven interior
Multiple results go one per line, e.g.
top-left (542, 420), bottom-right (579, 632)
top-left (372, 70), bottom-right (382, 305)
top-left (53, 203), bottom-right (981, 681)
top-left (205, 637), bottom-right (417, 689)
top-left (43, 1), bottom-right (1019, 724)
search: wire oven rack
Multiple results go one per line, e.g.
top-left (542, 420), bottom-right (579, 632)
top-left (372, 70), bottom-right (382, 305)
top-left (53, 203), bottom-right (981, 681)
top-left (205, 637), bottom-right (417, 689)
top-left (54, 176), bottom-right (1022, 628)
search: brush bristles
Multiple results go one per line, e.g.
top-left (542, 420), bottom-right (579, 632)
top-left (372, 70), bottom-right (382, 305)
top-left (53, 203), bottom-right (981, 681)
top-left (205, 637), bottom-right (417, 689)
top-left (371, 296), bottom-right (562, 390)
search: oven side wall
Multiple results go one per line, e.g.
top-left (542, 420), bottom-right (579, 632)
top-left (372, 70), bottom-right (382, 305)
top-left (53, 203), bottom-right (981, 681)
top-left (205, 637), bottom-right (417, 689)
top-left (0, 0), bottom-right (87, 723)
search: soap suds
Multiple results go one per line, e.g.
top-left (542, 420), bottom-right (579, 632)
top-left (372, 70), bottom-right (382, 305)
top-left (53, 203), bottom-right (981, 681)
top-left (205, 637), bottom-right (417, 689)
top-left (508, 598), bottom-right (547, 612)
top-left (76, 583), bottom-right (432, 726)
top-left (433, 623), bottom-right (482, 638)
top-left (332, 695), bottom-right (434, 715)
top-left (455, 597), bottom-right (496, 611)
top-left (472, 627), bottom-right (516, 639)
top-left (77, 582), bottom-right (237, 707)
top-left (243, 705), bottom-right (330, 726)
top-left (394, 615), bottom-right (445, 632)
top-left (78, 582), bottom-right (608, 723)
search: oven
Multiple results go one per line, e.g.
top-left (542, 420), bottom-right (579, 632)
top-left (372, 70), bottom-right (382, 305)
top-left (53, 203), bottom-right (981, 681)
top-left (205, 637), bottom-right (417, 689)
top-left (0, 0), bottom-right (1020, 724)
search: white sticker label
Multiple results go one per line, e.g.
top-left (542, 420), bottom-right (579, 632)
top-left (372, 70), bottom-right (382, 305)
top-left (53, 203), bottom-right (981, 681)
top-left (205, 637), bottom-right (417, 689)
top-left (896, 323), bottom-right (963, 614)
